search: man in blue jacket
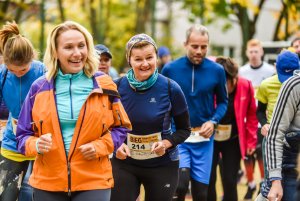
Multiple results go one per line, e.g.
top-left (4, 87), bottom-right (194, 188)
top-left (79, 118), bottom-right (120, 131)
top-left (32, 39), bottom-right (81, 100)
top-left (162, 24), bottom-right (228, 201)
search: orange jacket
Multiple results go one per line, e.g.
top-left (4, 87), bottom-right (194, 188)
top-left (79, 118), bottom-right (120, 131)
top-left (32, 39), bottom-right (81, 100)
top-left (16, 72), bottom-right (131, 192)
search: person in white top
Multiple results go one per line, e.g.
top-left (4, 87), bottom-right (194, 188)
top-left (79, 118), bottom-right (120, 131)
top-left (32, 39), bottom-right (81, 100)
top-left (240, 39), bottom-right (275, 89)
top-left (239, 39), bottom-right (275, 200)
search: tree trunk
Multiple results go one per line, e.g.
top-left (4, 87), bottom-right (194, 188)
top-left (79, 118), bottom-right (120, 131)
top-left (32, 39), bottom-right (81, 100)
top-left (0, 0), bottom-right (10, 24)
top-left (135, 0), bottom-right (151, 33)
top-left (273, 1), bottom-right (286, 41)
top-left (199, 0), bottom-right (205, 24)
top-left (284, 5), bottom-right (289, 41)
top-left (233, 1), bottom-right (265, 64)
top-left (89, 0), bottom-right (100, 42)
top-left (104, 0), bottom-right (111, 41)
top-left (150, 0), bottom-right (156, 40)
top-left (15, 0), bottom-right (25, 23)
top-left (98, 0), bottom-right (104, 43)
top-left (233, 3), bottom-right (250, 64)
top-left (39, 0), bottom-right (45, 60)
top-left (57, 0), bottom-right (65, 22)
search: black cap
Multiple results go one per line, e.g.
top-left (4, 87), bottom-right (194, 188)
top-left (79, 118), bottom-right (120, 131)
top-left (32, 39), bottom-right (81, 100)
top-left (95, 44), bottom-right (112, 58)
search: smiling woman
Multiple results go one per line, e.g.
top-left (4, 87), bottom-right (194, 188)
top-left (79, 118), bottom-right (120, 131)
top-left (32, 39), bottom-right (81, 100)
top-left (56, 29), bottom-right (88, 74)
top-left (16, 21), bottom-right (131, 201)
top-left (129, 42), bottom-right (157, 82)
top-left (110, 34), bottom-right (191, 201)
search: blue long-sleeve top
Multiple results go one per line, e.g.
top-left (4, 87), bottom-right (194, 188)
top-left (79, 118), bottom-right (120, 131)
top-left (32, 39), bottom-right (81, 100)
top-left (162, 56), bottom-right (228, 127)
top-left (0, 60), bottom-right (45, 160)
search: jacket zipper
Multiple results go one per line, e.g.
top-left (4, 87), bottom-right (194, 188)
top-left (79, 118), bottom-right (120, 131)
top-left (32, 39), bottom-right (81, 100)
top-left (68, 77), bottom-right (73, 196)
top-left (67, 162), bottom-right (71, 196)
top-left (39, 120), bottom-right (44, 165)
top-left (192, 65), bottom-right (195, 93)
top-left (115, 110), bottom-right (123, 125)
top-left (67, 102), bottom-right (87, 196)
top-left (53, 81), bottom-right (72, 196)
top-left (69, 78), bottom-right (73, 118)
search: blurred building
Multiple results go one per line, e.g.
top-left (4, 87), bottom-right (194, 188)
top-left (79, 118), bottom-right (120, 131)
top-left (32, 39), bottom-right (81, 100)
top-left (155, 0), bottom-right (292, 65)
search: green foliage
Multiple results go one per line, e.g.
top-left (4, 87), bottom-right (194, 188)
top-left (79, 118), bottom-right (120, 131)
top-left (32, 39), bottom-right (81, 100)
top-left (102, 1), bottom-right (136, 69)
top-left (212, 0), bottom-right (230, 18)
top-left (3, 0), bottom-right (299, 69)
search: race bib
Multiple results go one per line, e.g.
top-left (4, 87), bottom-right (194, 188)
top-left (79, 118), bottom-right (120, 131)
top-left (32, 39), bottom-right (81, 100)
top-left (214, 124), bottom-right (232, 141)
top-left (127, 132), bottom-right (161, 160)
top-left (11, 117), bottom-right (18, 135)
top-left (185, 127), bottom-right (210, 143)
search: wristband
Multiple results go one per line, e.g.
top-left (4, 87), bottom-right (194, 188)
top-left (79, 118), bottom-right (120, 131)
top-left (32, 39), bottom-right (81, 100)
top-left (36, 138), bottom-right (41, 154)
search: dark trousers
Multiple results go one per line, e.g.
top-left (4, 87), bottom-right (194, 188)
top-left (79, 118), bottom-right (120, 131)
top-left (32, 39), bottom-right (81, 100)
top-left (111, 158), bottom-right (179, 201)
top-left (174, 168), bottom-right (208, 201)
top-left (208, 137), bottom-right (241, 201)
top-left (33, 188), bottom-right (111, 201)
top-left (296, 178), bottom-right (300, 201)
top-left (0, 154), bottom-right (30, 201)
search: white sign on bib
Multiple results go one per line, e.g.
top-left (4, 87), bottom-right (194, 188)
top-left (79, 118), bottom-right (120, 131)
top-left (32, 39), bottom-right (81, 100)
top-left (11, 117), bottom-right (18, 135)
top-left (185, 127), bottom-right (210, 143)
top-left (127, 132), bottom-right (162, 160)
top-left (214, 124), bottom-right (232, 141)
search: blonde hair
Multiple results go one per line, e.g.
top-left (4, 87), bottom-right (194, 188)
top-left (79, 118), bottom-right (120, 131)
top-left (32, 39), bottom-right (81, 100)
top-left (247, 39), bottom-right (262, 49)
top-left (0, 21), bottom-right (36, 66)
top-left (44, 21), bottom-right (98, 80)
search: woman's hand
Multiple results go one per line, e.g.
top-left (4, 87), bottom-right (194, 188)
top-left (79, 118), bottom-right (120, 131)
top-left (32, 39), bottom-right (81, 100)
top-left (151, 140), bottom-right (168, 156)
top-left (116, 143), bottom-right (131, 160)
top-left (78, 143), bottom-right (97, 160)
top-left (37, 133), bottom-right (52, 154)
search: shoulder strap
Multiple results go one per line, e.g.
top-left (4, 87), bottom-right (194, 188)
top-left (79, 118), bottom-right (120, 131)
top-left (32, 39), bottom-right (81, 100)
top-left (167, 78), bottom-right (172, 114)
top-left (114, 76), bottom-right (124, 89)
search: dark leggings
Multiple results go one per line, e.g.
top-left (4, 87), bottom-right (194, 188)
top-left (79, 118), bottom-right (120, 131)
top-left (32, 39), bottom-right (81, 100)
top-left (0, 154), bottom-right (29, 201)
top-left (33, 188), bottom-right (111, 201)
top-left (111, 158), bottom-right (179, 201)
top-left (174, 168), bottom-right (208, 201)
top-left (208, 137), bottom-right (241, 201)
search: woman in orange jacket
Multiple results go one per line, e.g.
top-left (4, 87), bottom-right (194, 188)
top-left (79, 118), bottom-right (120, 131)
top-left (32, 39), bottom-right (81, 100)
top-left (16, 21), bottom-right (131, 201)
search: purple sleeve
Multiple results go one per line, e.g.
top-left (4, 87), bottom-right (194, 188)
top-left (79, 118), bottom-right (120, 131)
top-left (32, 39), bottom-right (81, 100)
top-left (16, 85), bottom-right (35, 155)
top-left (111, 127), bottom-right (129, 150)
top-left (110, 96), bottom-right (130, 150)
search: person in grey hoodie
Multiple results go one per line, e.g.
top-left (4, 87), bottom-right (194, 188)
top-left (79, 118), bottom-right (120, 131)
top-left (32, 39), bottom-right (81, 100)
top-left (265, 67), bottom-right (300, 201)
